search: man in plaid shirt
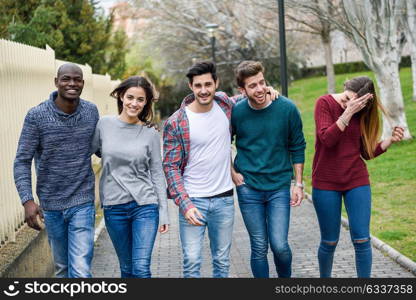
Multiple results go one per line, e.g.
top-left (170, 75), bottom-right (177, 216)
top-left (163, 61), bottom-right (276, 278)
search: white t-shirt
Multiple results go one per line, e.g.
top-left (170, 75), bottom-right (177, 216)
top-left (183, 101), bottom-right (233, 197)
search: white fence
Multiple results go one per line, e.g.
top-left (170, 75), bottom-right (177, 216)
top-left (0, 39), bottom-right (120, 245)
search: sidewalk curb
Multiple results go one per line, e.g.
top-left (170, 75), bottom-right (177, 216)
top-left (305, 193), bottom-right (416, 276)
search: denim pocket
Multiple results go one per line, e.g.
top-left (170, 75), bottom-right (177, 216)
top-left (137, 203), bottom-right (159, 219)
top-left (222, 196), bottom-right (234, 205)
top-left (103, 205), bottom-right (114, 211)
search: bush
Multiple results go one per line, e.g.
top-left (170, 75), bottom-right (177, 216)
top-left (300, 56), bottom-right (411, 79)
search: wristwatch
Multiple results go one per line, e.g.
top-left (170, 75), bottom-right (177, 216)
top-left (294, 182), bottom-right (304, 189)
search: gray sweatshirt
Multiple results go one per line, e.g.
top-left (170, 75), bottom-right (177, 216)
top-left (92, 115), bottom-right (169, 225)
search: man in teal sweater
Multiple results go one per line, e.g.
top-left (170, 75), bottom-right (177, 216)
top-left (231, 61), bottom-right (306, 278)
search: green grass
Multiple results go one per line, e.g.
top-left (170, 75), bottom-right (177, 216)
top-left (289, 67), bottom-right (416, 261)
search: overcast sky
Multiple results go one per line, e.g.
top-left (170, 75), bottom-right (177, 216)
top-left (96, 0), bottom-right (119, 14)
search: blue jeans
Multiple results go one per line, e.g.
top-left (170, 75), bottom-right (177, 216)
top-left (236, 185), bottom-right (292, 278)
top-left (312, 185), bottom-right (372, 278)
top-left (179, 196), bottom-right (234, 278)
top-left (43, 201), bottom-right (95, 278)
top-left (104, 201), bottom-right (159, 278)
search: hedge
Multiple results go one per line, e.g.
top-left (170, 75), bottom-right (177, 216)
top-left (300, 56), bottom-right (411, 78)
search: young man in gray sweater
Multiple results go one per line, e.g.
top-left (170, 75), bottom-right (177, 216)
top-left (13, 63), bottom-right (99, 278)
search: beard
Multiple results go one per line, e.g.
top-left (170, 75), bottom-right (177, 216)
top-left (248, 93), bottom-right (265, 105)
top-left (196, 93), bottom-right (213, 105)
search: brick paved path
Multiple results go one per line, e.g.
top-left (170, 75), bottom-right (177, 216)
top-left (92, 196), bottom-right (414, 278)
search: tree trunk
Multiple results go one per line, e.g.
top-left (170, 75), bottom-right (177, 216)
top-left (411, 52), bottom-right (416, 102)
top-left (321, 35), bottom-right (336, 93)
top-left (320, 0), bottom-right (336, 94)
top-left (405, 0), bottom-right (416, 101)
top-left (339, 0), bottom-right (412, 140)
top-left (374, 64), bottom-right (412, 140)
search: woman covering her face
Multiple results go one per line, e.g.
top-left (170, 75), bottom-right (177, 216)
top-left (312, 76), bottom-right (404, 278)
top-left (92, 76), bottom-right (169, 278)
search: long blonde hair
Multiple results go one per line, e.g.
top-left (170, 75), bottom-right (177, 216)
top-left (344, 76), bottom-right (388, 159)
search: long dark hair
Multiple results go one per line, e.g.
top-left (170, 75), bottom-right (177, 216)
top-left (110, 76), bottom-right (155, 123)
top-left (344, 76), bottom-right (387, 159)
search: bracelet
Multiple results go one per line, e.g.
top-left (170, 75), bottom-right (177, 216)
top-left (338, 115), bottom-right (349, 127)
top-left (294, 182), bottom-right (304, 189)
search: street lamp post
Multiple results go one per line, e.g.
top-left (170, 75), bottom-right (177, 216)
top-left (206, 23), bottom-right (218, 63)
top-left (277, 0), bottom-right (288, 97)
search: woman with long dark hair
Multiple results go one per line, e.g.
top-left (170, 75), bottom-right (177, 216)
top-left (312, 76), bottom-right (404, 277)
top-left (92, 76), bottom-right (169, 278)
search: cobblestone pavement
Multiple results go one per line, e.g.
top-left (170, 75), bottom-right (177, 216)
top-left (92, 197), bottom-right (414, 278)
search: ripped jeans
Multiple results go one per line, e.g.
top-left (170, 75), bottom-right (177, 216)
top-left (312, 185), bottom-right (372, 278)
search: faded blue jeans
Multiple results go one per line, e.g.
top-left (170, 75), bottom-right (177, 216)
top-left (312, 185), bottom-right (372, 278)
top-left (104, 201), bottom-right (159, 278)
top-left (236, 184), bottom-right (292, 278)
top-left (43, 201), bottom-right (95, 278)
top-left (179, 196), bottom-right (234, 278)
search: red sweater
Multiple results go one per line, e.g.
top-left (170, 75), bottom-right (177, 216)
top-left (312, 95), bottom-right (385, 191)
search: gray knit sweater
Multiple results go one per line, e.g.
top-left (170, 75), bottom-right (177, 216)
top-left (91, 116), bottom-right (169, 225)
top-left (14, 91), bottom-right (99, 211)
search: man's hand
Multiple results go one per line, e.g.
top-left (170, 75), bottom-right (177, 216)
top-left (266, 86), bottom-right (279, 102)
top-left (159, 224), bottom-right (169, 233)
top-left (23, 200), bottom-right (44, 231)
top-left (184, 207), bottom-right (204, 226)
top-left (290, 186), bottom-right (304, 207)
top-left (231, 170), bottom-right (245, 186)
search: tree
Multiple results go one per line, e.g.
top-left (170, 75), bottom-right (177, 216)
top-left (285, 0), bottom-right (338, 93)
top-left (6, 0), bottom-right (127, 78)
top-left (124, 37), bottom-right (190, 117)
top-left (102, 30), bottom-right (129, 79)
top-left (7, 3), bottom-right (66, 51)
top-left (0, 0), bottom-right (41, 38)
top-left (133, 0), bottom-right (304, 98)
top-left (403, 0), bottom-right (416, 102)
top-left (316, 0), bottom-right (411, 140)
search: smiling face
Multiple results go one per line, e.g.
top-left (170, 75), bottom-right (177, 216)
top-left (55, 68), bottom-right (84, 101)
top-left (240, 72), bottom-right (269, 109)
top-left (120, 86), bottom-right (147, 120)
top-left (188, 73), bottom-right (218, 108)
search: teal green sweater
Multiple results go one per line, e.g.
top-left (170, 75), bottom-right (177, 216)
top-left (231, 96), bottom-right (306, 191)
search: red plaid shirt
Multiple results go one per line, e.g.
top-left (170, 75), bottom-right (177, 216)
top-left (162, 91), bottom-right (241, 216)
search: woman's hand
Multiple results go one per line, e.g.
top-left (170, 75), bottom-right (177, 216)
top-left (159, 224), bottom-right (169, 233)
top-left (391, 126), bottom-right (404, 143)
top-left (344, 93), bottom-right (373, 116)
top-left (337, 93), bottom-right (373, 131)
top-left (145, 121), bottom-right (160, 131)
top-left (380, 126), bottom-right (404, 150)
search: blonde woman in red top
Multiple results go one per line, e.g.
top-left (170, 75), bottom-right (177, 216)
top-left (312, 76), bottom-right (404, 277)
